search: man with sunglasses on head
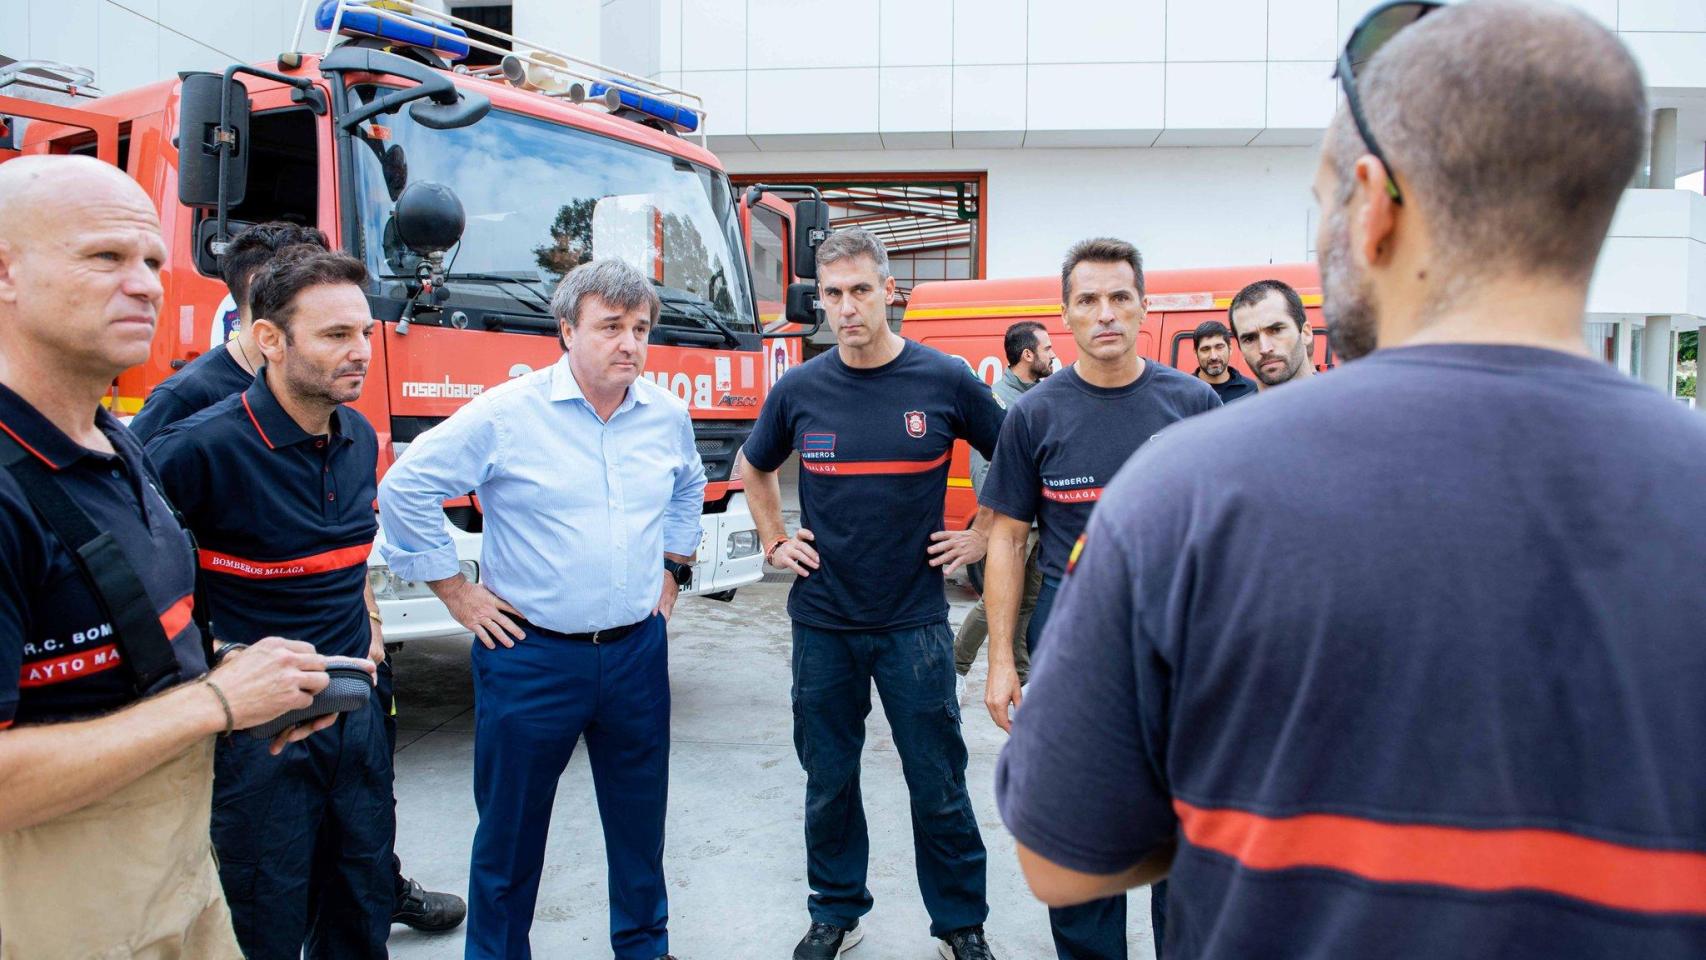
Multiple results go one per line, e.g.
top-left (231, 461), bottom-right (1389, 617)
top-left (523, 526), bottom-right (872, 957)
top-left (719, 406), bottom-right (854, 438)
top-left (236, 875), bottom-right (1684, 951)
top-left (995, 3), bottom-right (1706, 958)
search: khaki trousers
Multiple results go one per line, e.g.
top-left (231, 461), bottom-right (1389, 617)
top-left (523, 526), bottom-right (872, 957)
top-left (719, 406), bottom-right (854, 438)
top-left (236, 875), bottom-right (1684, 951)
top-left (953, 539), bottom-right (1044, 682)
top-left (0, 738), bottom-right (241, 960)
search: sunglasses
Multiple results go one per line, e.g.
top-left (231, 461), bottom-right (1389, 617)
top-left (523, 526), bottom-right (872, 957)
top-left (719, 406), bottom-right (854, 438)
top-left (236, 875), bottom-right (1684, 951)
top-left (1333, 1), bottom-right (1446, 204)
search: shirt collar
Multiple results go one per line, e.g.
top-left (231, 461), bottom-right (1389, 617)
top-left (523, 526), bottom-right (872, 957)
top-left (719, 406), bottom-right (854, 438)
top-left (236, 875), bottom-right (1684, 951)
top-left (241, 368), bottom-right (348, 451)
top-left (0, 381), bottom-right (126, 471)
top-left (547, 353), bottom-right (650, 411)
top-left (1002, 369), bottom-right (1034, 393)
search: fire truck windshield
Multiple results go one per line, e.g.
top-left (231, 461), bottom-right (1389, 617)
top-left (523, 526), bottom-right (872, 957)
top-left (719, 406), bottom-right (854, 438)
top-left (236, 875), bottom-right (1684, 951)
top-left (349, 86), bottom-right (757, 336)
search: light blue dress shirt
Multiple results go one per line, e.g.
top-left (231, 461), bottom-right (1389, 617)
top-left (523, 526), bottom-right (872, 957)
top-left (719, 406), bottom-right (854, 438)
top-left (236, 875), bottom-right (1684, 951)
top-left (378, 354), bottom-right (707, 634)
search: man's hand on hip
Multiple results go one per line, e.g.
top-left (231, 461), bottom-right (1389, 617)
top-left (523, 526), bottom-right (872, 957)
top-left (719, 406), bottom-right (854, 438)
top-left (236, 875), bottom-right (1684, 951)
top-left (985, 659), bottom-right (1023, 733)
top-left (769, 528), bottom-right (820, 578)
top-left (654, 574), bottom-right (680, 620)
top-left (433, 576), bottom-right (526, 650)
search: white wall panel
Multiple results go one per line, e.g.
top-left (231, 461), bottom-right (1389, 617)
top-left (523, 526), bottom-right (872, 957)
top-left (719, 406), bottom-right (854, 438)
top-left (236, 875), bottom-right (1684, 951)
top-left (1167, 0), bottom-right (1264, 62)
top-left (1625, 32), bottom-right (1706, 89)
top-left (27, 0), bottom-right (98, 68)
top-left (748, 66), bottom-right (879, 135)
top-left (602, 0), bottom-right (661, 78)
top-left (1160, 61), bottom-right (1264, 144)
top-left (1620, 0), bottom-right (1706, 32)
top-left (1267, 0), bottom-right (1337, 60)
top-left (679, 0), bottom-right (745, 72)
top-left (1027, 0), bottom-right (1164, 64)
top-left (748, 0), bottom-right (879, 70)
top-left (954, 0), bottom-right (1027, 64)
top-left (951, 63), bottom-right (1025, 145)
top-left (1265, 61), bottom-right (1335, 130)
top-left (658, 0), bottom-right (681, 72)
top-left (98, 2), bottom-right (161, 97)
top-left (683, 68), bottom-right (748, 138)
top-left (882, 0), bottom-right (952, 65)
top-left (881, 65), bottom-right (953, 131)
top-left (1024, 62), bottom-right (1162, 145)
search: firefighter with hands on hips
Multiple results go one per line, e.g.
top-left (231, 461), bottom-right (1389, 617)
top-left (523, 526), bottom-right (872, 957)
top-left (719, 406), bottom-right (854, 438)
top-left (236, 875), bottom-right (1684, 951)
top-left (737, 227), bottom-right (1006, 960)
top-left (0, 155), bottom-right (358, 959)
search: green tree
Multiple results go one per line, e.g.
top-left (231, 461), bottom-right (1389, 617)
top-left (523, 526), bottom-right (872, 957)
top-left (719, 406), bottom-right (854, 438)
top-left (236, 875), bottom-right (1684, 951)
top-left (532, 198), bottom-right (599, 279)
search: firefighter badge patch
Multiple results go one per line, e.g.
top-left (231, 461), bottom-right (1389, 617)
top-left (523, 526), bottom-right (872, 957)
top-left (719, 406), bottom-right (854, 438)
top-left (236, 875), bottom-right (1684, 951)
top-left (904, 410), bottom-right (927, 438)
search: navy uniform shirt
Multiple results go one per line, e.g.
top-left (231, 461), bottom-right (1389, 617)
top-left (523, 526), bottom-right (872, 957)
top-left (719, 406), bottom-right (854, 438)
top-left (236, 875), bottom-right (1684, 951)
top-left (743, 340), bottom-right (1004, 631)
top-left (980, 362), bottom-right (1219, 581)
top-left (128, 344), bottom-right (252, 444)
top-left (146, 371), bottom-right (378, 659)
top-left (1204, 366), bottom-right (1257, 403)
top-left (997, 345), bottom-right (1706, 958)
top-left (0, 384), bottom-right (207, 728)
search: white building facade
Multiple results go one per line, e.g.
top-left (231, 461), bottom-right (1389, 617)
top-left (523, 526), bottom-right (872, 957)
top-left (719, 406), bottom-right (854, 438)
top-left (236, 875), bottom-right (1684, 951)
top-left (7, 0), bottom-right (1705, 388)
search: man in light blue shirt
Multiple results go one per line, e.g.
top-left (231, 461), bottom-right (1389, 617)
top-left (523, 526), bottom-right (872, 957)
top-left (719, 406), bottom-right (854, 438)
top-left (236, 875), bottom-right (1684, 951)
top-left (378, 258), bottom-right (704, 960)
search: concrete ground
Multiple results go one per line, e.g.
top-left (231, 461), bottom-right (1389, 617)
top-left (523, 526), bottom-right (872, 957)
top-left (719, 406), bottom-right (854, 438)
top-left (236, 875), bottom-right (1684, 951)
top-left (388, 462), bottom-right (1156, 959)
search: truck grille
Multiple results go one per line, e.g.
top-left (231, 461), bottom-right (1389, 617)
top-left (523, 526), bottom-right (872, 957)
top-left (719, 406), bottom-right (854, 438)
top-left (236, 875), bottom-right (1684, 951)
top-left (694, 420), bottom-right (752, 483)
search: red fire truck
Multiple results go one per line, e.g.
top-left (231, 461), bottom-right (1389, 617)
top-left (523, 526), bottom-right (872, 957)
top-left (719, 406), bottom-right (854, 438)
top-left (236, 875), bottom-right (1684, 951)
top-left (0, 2), bottom-right (826, 641)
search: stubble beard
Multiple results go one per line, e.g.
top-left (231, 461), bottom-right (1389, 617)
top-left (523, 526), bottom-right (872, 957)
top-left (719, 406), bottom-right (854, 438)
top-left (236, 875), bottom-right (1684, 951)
top-left (1321, 201), bottom-right (1379, 362)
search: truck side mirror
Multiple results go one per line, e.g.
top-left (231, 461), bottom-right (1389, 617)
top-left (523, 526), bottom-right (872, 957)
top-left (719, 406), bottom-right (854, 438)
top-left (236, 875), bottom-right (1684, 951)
top-left (784, 282), bottom-right (822, 328)
top-left (176, 72), bottom-right (250, 208)
top-left (792, 199), bottom-right (829, 281)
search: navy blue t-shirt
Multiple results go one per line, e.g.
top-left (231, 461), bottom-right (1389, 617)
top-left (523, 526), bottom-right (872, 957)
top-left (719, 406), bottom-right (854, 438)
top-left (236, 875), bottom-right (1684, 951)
top-left (128, 343), bottom-right (252, 444)
top-left (1205, 367), bottom-right (1258, 404)
top-left (147, 371), bottom-right (378, 659)
top-left (996, 345), bottom-right (1706, 958)
top-left (980, 362), bottom-right (1219, 580)
top-left (0, 386), bottom-right (207, 728)
top-left (743, 340), bottom-right (1004, 631)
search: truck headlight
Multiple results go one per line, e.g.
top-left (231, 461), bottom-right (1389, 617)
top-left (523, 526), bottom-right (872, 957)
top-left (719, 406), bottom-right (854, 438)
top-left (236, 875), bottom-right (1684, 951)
top-left (369, 559), bottom-right (478, 600)
top-left (726, 529), bottom-right (759, 559)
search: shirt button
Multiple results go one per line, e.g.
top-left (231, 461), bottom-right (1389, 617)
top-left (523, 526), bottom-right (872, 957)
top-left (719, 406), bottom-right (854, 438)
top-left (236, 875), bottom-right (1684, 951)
top-left (327, 493), bottom-right (336, 501)
top-left (315, 439), bottom-right (326, 449)
top-left (110, 469), bottom-right (122, 479)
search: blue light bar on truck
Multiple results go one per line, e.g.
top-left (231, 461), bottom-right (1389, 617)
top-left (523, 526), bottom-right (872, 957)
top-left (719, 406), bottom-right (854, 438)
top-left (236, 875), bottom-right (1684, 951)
top-left (315, 1), bottom-right (471, 61)
top-left (589, 81), bottom-right (700, 134)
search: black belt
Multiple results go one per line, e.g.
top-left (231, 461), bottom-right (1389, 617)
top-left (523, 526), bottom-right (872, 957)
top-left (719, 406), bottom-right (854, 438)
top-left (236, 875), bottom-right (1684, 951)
top-left (521, 617), bottom-right (648, 645)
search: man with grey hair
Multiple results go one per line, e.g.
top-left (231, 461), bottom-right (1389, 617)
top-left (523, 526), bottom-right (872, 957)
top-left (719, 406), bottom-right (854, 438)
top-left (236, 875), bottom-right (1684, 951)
top-left (379, 257), bottom-right (705, 960)
top-left (738, 227), bottom-right (1006, 960)
top-left (997, 3), bottom-right (1706, 959)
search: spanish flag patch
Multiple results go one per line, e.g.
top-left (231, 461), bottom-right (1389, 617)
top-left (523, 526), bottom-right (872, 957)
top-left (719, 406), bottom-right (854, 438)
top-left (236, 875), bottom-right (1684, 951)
top-left (1066, 533), bottom-right (1087, 575)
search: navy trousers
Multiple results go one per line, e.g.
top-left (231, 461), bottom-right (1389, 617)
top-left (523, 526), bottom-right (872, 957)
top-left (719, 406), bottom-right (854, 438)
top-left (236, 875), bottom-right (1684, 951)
top-left (211, 688), bottom-right (396, 960)
top-left (466, 615), bottom-right (671, 960)
top-left (1031, 577), bottom-right (1130, 960)
top-left (376, 657), bottom-right (410, 906)
top-left (791, 619), bottom-right (989, 938)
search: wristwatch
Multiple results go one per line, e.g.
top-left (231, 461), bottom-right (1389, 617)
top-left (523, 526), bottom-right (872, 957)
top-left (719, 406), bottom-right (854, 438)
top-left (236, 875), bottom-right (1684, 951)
top-left (212, 642), bottom-right (249, 667)
top-left (664, 558), bottom-right (693, 587)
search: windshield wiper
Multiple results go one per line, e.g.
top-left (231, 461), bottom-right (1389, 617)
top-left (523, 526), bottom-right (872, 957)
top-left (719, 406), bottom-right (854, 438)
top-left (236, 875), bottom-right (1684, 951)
top-left (378, 272), bottom-right (553, 315)
top-left (657, 290), bottom-right (742, 348)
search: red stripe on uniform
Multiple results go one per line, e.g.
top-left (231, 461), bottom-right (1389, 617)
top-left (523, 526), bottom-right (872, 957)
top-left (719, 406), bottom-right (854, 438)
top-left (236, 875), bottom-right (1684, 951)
top-left (199, 543), bottom-right (371, 579)
top-left (0, 417), bottom-right (60, 469)
top-left (240, 393), bottom-right (276, 449)
top-left (1175, 799), bottom-right (1706, 916)
top-left (1041, 485), bottom-right (1103, 503)
top-left (159, 593), bottom-right (194, 638)
top-left (800, 451), bottom-right (951, 476)
top-left (19, 643), bottom-right (123, 688)
top-left (0, 719), bottom-right (12, 730)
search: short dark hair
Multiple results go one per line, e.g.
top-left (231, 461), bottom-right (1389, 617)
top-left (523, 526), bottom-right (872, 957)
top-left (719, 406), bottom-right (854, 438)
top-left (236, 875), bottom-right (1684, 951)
top-left (1060, 237), bottom-right (1144, 304)
top-left (1227, 280), bottom-right (1306, 338)
top-left (248, 246), bottom-right (369, 336)
top-left (1326, 0), bottom-right (1646, 283)
top-left (221, 222), bottom-right (330, 315)
top-left (1003, 321), bottom-right (1047, 366)
top-left (1192, 319), bottom-right (1232, 346)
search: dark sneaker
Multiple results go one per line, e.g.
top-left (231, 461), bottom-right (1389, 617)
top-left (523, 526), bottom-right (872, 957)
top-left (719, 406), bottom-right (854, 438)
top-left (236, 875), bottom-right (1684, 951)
top-left (391, 878), bottom-right (467, 932)
top-left (936, 925), bottom-right (995, 960)
top-left (792, 920), bottom-right (863, 959)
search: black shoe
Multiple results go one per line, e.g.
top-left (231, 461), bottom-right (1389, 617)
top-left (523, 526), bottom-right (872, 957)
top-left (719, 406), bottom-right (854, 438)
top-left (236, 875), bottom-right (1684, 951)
top-left (792, 919), bottom-right (863, 959)
top-left (936, 925), bottom-right (995, 960)
top-left (391, 878), bottom-right (467, 932)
